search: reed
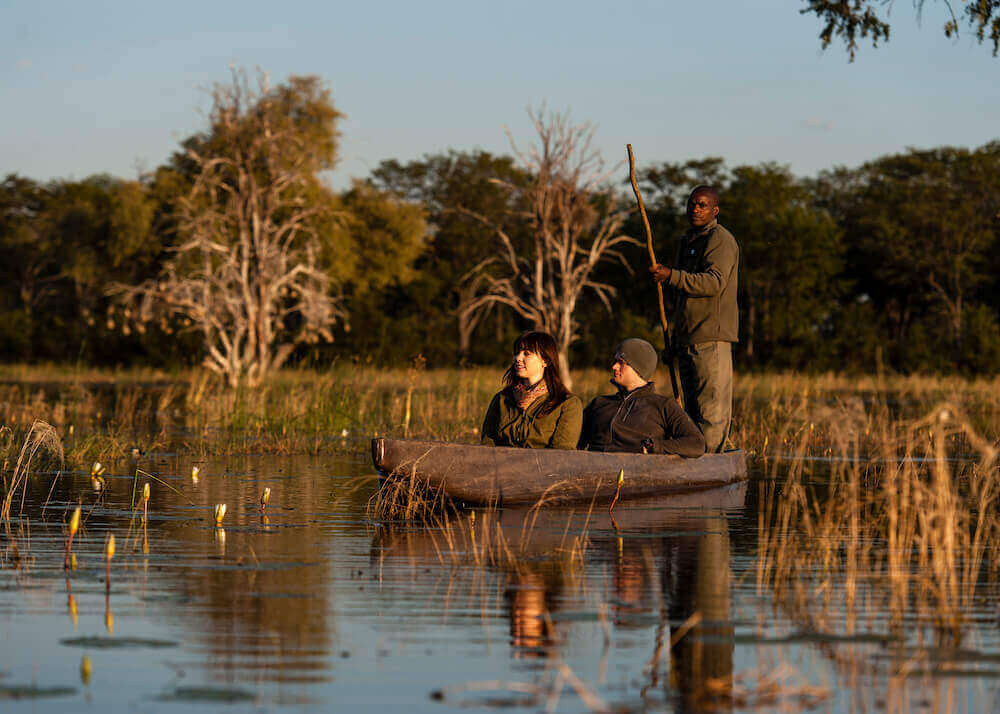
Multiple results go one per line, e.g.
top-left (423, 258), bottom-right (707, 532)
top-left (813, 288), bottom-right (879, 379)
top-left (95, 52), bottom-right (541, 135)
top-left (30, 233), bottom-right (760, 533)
top-left (3, 364), bottom-right (1000, 465)
top-left (758, 398), bottom-right (1000, 654)
top-left (0, 420), bottom-right (63, 528)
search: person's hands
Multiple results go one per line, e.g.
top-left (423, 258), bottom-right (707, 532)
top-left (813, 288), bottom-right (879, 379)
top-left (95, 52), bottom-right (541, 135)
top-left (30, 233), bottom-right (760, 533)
top-left (641, 437), bottom-right (654, 454)
top-left (649, 264), bottom-right (671, 283)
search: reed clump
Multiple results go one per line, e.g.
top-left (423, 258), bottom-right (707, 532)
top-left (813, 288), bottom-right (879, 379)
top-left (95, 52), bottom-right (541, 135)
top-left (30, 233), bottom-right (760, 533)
top-left (758, 399), bottom-right (1000, 647)
top-left (1, 420), bottom-right (63, 529)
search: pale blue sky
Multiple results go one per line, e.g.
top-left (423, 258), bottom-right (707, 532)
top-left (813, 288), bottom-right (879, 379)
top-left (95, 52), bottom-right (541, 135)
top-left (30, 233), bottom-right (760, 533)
top-left (2, 0), bottom-right (997, 187)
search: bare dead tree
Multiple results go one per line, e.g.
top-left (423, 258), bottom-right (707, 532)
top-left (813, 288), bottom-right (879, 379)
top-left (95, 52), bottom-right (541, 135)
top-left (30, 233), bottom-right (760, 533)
top-left (463, 108), bottom-right (636, 386)
top-left (119, 69), bottom-right (345, 387)
top-left (455, 266), bottom-right (496, 361)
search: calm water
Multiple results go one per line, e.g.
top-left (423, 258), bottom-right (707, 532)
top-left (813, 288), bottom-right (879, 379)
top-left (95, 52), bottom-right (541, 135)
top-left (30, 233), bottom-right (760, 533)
top-left (2, 449), bottom-right (999, 712)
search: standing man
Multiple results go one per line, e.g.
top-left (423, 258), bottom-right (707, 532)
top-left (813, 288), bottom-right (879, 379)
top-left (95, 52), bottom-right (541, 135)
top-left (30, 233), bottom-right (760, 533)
top-left (650, 186), bottom-right (738, 452)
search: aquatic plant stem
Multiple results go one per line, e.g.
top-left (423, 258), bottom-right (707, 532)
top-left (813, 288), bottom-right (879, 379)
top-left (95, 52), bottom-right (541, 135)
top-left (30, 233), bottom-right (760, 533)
top-left (608, 469), bottom-right (624, 515)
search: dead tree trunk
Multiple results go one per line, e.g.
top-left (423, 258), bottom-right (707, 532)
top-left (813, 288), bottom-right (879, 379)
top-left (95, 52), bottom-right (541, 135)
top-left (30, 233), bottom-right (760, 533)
top-left (462, 108), bottom-right (637, 389)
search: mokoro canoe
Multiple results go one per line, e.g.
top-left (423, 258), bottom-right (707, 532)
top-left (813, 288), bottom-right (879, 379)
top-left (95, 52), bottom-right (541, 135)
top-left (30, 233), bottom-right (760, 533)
top-left (371, 437), bottom-right (747, 506)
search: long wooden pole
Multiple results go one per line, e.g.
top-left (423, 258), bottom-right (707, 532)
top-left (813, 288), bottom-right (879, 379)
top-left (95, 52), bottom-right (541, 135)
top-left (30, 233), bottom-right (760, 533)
top-left (627, 144), bottom-right (680, 401)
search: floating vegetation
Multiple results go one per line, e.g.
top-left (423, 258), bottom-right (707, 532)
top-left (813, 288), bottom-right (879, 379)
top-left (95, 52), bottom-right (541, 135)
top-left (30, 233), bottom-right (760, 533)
top-left (154, 686), bottom-right (256, 703)
top-left (60, 636), bottom-right (177, 649)
top-left (0, 684), bottom-right (77, 700)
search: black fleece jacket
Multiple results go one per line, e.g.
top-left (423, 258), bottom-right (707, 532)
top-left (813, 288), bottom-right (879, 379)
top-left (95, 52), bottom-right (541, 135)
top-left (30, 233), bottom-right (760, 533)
top-left (578, 382), bottom-right (705, 457)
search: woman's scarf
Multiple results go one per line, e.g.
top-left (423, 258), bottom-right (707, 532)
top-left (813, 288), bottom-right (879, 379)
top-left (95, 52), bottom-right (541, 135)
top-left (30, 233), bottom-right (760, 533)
top-left (512, 379), bottom-right (548, 412)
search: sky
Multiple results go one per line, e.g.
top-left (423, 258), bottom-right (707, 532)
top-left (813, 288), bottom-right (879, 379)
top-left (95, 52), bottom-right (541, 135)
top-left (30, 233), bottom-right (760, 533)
top-left (1, 0), bottom-right (998, 188)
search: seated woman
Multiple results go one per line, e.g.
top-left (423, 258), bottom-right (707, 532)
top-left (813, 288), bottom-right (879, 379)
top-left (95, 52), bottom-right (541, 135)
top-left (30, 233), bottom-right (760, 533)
top-left (481, 331), bottom-right (582, 449)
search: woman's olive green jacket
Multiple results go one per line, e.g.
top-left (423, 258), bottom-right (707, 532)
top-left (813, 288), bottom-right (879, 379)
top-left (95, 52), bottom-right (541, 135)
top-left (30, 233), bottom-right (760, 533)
top-left (480, 389), bottom-right (583, 450)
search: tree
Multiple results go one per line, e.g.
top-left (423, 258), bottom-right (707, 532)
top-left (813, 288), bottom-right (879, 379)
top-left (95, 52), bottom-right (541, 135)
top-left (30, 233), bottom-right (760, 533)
top-left (463, 109), bottom-right (636, 384)
top-left (0, 174), bottom-right (162, 363)
top-left (724, 163), bottom-right (844, 368)
top-left (371, 151), bottom-right (532, 361)
top-left (0, 175), bottom-right (58, 358)
top-left (846, 145), bottom-right (1000, 367)
top-left (802, 0), bottom-right (1000, 59)
top-left (121, 69), bottom-right (346, 387)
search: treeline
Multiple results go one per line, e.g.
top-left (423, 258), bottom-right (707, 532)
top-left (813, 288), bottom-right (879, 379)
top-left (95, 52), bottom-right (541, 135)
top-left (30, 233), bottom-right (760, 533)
top-left (2, 72), bottom-right (999, 377)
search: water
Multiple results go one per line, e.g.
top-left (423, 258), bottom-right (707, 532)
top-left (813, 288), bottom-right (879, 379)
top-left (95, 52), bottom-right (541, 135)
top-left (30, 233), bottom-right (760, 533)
top-left (2, 452), bottom-right (999, 712)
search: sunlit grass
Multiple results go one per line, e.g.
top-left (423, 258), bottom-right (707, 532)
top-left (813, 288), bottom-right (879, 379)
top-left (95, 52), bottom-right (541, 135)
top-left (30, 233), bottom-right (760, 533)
top-left (0, 364), bottom-right (998, 468)
top-left (757, 397), bottom-right (1000, 672)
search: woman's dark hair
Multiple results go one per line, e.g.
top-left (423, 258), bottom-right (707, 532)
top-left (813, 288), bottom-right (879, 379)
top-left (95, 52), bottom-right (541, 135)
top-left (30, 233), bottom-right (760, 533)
top-left (502, 331), bottom-right (572, 416)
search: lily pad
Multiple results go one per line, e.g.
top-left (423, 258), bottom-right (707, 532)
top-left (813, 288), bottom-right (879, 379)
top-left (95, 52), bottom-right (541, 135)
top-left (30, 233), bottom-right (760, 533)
top-left (156, 686), bottom-right (256, 703)
top-left (60, 636), bottom-right (178, 649)
top-left (0, 684), bottom-right (77, 700)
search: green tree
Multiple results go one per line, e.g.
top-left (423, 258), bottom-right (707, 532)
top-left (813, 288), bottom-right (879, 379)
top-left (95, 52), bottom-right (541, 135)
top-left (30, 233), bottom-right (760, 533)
top-left (725, 163), bottom-right (844, 369)
top-left (370, 151), bottom-right (531, 363)
top-left (802, 0), bottom-right (1000, 59)
top-left (0, 174), bottom-right (161, 363)
top-left (818, 142), bottom-right (1000, 371)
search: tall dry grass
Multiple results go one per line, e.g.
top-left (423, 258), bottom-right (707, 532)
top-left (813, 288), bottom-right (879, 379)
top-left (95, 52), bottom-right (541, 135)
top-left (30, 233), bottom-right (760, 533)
top-left (758, 398), bottom-right (1000, 645)
top-left (0, 364), bottom-right (999, 466)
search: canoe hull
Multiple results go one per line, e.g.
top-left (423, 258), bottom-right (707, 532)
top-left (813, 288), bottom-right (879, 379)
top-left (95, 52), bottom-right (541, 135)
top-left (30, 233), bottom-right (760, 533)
top-left (371, 438), bottom-right (747, 506)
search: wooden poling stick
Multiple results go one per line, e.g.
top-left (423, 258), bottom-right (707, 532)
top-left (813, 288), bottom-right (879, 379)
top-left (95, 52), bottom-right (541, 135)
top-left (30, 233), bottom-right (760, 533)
top-left (627, 144), bottom-right (680, 401)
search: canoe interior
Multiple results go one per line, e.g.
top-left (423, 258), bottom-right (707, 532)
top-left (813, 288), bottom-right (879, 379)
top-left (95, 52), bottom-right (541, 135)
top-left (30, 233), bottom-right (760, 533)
top-left (372, 437), bottom-right (747, 506)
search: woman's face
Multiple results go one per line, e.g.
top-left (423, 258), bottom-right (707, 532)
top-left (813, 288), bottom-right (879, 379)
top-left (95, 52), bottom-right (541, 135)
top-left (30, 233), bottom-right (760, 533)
top-left (513, 348), bottom-right (547, 384)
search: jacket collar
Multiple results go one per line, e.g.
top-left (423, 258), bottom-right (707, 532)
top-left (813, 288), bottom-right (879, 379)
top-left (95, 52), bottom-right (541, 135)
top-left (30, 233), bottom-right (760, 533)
top-left (685, 219), bottom-right (718, 239)
top-left (615, 381), bottom-right (655, 399)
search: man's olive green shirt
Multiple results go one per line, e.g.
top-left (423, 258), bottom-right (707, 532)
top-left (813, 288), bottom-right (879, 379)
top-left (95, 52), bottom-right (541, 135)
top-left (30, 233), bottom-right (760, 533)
top-left (667, 219), bottom-right (739, 345)
top-left (480, 389), bottom-right (583, 450)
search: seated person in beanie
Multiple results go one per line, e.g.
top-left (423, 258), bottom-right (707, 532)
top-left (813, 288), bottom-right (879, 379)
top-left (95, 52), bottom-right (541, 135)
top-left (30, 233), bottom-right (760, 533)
top-left (578, 338), bottom-right (705, 457)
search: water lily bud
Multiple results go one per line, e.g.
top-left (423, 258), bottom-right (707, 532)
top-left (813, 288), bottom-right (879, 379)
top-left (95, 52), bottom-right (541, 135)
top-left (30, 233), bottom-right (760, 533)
top-left (91, 462), bottom-right (105, 477)
top-left (105, 534), bottom-right (116, 560)
top-left (261, 487), bottom-right (271, 507)
top-left (191, 466), bottom-right (200, 484)
top-left (142, 482), bottom-right (150, 503)
top-left (214, 503), bottom-right (227, 525)
top-left (80, 656), bottom-right (91, 685)
top-left (69, 507), bottom-right (81, 537)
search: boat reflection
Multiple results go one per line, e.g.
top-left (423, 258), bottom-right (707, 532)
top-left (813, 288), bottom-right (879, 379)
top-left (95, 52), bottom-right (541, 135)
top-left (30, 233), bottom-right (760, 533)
top-left (373, 482), bottom-right (745, 706)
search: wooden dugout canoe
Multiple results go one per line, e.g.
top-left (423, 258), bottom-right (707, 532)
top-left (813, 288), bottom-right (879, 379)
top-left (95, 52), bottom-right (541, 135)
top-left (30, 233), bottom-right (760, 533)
top-left (371, 437), bottom-right (748, 506)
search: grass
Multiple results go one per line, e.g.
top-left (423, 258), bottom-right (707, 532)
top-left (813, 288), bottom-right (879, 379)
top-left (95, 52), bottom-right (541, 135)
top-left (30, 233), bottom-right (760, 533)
top-left (1, 363), bottom-right (999, 468)
top-left (757, 397), bottom-right (1000, 655)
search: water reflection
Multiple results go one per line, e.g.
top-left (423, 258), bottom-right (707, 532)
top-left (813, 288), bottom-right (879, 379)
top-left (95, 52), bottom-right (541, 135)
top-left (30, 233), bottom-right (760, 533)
top-left (7, 447), bottom-right (999, 712)
top-left (373, 482), bottom-right (745, 707)
top-left (506, 571), bottom-right (556, 657)
top-left (665, 515), bottom-right (732, 712)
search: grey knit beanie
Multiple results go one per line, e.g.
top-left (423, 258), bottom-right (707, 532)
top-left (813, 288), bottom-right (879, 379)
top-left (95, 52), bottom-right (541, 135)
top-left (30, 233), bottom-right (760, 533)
top-left (615, 338), bottom-right (658, 381)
